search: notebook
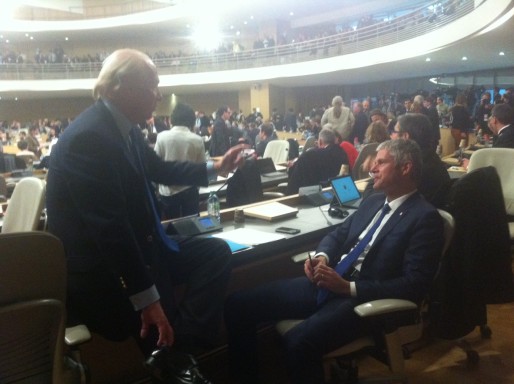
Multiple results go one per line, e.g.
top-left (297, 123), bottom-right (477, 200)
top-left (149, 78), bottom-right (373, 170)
top-left (330, 175), bottom-right (362, 208)
top-left (243, 201), bottom-right (298, 222)
top-left (256, 157), bottom-right (287, 177)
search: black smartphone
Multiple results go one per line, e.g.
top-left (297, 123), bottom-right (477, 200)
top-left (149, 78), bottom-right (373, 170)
top-left (275, 227), bottom-right (301, 234)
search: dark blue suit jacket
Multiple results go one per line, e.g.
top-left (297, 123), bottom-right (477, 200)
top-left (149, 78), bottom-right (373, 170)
top-left (47, 100), bottom-right (208, 298)
top-left (317, 192), bottom-right (444, 303)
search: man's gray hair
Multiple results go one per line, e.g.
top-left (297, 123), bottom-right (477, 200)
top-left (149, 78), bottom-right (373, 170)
top-left (332, 95), bottom-right (343, 106)
top-left (318, 128), bottom-right (336, 145)
top-left (377, 139), bottom-right (423, 184)
top-left (93, 49), bottom-right (155, 100)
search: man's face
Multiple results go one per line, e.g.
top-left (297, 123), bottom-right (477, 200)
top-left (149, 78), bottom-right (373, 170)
top-left (370, 148), bottom-right (404, 192)
top-left (118, 65), bottom-right (161, 123)
top-left (363, 100), bottom-right (369, 111)
top-left (390, 122), bottom-right (402, 140)
top-left (488, 115), bottom-right (498, 134)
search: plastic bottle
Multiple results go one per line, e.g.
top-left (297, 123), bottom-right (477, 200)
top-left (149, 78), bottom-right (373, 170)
top-left (207, 192), bottom-right (221, 224)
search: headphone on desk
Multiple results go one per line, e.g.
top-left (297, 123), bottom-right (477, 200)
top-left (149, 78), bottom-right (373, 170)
top-left (328, 206), bottom-right (349, 219)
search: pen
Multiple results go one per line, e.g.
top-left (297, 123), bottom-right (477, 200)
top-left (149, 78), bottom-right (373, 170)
top-left (307, 252), bottom-right (314, 274)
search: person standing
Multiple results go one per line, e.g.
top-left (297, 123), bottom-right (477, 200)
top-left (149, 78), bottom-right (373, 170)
top-left (321, 95), bottom-right (355, 141)
top-left (46, 49), bottom-right (246, 384)
top-left (154, 103), bottom-right (206, 219)
top-left (209, 106), bottom-right (232, 157)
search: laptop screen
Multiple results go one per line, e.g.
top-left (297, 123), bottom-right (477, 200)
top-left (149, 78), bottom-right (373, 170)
top-left (330, 175), bottom-right (361, 205)
top-left (256, 158), bottom-right (276, 174)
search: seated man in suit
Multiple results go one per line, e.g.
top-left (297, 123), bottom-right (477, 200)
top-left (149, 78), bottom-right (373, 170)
top-left (225, 139), bottom-right (444, 384)
top-left (287, 128), bottom-right (349, 194)
top-left (486, 103), bottom-right (513, 148)
top-left (255, 122), bottom-right (275, 157)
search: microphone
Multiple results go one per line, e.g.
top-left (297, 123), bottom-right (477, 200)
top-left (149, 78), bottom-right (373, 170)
top-left (318, 206), bottom-right (333, 226)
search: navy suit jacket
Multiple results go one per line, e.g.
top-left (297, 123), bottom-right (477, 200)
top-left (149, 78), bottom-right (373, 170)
top-left (317, 192), bottom-right (444, 304)
top-left (494, 124), bottom-right (514, 148)
top-left (47, 100), bottom-right (208, 299)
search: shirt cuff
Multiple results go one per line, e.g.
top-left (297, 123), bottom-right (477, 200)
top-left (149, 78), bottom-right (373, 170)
top-left (314, 252), bottom-right (329, 263)
top-left (350, 282), bottom-right (356, 297)
top-left (206, 160), bottom-right (217, 182)
top-left (129, 284), bottom-right (160, 311)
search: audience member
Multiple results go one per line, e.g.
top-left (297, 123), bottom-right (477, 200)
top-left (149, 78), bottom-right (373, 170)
top-left (448, 93), bottom-right (471, 149)
top-left (360, 121), bottom-right (389, 175)
top-left (209, 106), bottom-right (232, 157)
top-left (321, 95), bottom-right (355, 141)
top-left (15, 139), bottom-right (38, 166)
top-left (255, 122), bottom-right (275, 157)
top-left (154, 102), bottom-right (206, 219)
top-left (287, 128), bottom-right (349, 194)
top-left (46, 49), bottom-right (246, 384)
top-left (352, 101), bottom-right (369, 144)
top-left (488, 103), bottom-right (514, 148)
top-left (365, 113), bottom-right (451, 208)
top-left (225, 139), bottom-right (444, 384)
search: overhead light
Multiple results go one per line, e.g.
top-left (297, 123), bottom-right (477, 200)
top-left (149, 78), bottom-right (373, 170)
top-left (65, 37), bottom-right (69, 41)
top-left (461, 56), bottom-right (468, 61)
top-left (250, 15), bottom-right (254, 20)
top-left (499, 51), bottom-right (505, 56)
top-left (425, 57), bottom-right (431, 62)
top-left (289, 11), bottom-right (294, 16)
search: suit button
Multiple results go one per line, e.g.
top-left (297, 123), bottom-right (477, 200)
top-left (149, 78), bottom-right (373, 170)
top-left (146, 235), bottom-right (153, 242)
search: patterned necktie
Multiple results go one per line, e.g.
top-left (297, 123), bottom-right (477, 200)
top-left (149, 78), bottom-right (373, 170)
top-left (129, 127), bottom-right (179, 252)
top-left (317, 203), bottom-right (391, 304)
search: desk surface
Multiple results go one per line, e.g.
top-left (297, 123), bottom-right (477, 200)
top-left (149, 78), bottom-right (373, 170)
top-left (209, 202), bottom-right (352, 267)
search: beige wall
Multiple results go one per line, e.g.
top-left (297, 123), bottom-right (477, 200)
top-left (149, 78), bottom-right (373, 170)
top-left (0, 96), bottom-right (93, 123)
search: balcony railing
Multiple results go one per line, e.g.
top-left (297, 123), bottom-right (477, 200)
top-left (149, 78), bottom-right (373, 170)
top-left (0, 0), bottom-right (474, 81)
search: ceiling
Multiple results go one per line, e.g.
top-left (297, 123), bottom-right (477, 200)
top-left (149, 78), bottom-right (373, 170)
top-left (1, 0), bottom-right (514, 100)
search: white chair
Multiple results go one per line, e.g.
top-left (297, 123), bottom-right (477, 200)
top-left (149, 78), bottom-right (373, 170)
top-left (467, 148), bottom-right (514, 241)
top-left (263, 140), bottom-right (289, 164)
top-left (0, 232), bottom-right (90, 383)
top-left (2, 177), bottom-right (46, 233)
top-left (276, 209), bottom-right (455, 383)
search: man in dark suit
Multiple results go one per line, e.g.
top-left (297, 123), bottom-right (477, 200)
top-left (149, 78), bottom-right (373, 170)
top-left (490, 103), bottom-right (514, 148)
top-left (46, 49), bottom-right (245, 384)
top-left (225, 139), bottom-right (444, 384)
top-left (286, 128), bottom-right (349, 194)
top-left (209, 106), bottom-right (232, 156)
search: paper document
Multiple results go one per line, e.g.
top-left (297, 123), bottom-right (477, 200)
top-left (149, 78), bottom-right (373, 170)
top-left (213, 228), bottom-right (285, 246)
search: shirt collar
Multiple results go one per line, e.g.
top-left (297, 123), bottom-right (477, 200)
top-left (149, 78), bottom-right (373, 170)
top-left (102, 99), bottom-right (133, 142)
top-left (386, 190), bottom-right (417, 213)
top-left (498, 124), bottom-right (510, 135)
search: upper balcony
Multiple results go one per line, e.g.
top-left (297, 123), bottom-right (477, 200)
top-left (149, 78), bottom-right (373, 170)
top-left (0, 0), bottom-right (512, 97)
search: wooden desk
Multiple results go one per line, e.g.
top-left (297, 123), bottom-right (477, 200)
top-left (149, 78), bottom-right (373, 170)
top-left (276, 131), bottom-right (306, 147)
top-left (2, 145), bottom-right (19, 155)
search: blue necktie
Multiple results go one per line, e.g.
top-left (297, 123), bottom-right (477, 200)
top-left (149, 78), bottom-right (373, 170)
top-left (317, 203), bottom-right (391, 304)
top-left (129, 128), bottom-right (179, 252)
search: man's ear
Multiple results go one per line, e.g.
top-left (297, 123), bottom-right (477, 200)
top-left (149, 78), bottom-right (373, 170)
top-left (401, 161), bottom-right (413, 176)
top-left (402, 132), bottom-right (410, 140)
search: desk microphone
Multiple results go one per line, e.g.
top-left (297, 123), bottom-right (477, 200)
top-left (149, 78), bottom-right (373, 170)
top-left (318, 206), bottom-right (333, 226)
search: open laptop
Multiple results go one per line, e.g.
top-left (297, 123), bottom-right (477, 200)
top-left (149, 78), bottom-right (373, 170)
top-left (330, 174), bottom-right (362, 208)
top-left (256, 157), bottom-right (287, 177)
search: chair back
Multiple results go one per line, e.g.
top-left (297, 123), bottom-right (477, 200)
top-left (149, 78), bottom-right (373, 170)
top-left (467, 148), bottom-right (514, 215)
top-left (287, 138), bottom-right (299, 160)
top-left (263, 140), bottom-right (289, 164)
top-left (2, 177), bottom-right (46, 233)
top-left (0, 175), bottom-right (7, 201)
top-left (0, 232), bottom-right (67, 383)
top-left (352, 143), bottom-right (379, 180)
top-left (226, 159), bottom-right (263, 207)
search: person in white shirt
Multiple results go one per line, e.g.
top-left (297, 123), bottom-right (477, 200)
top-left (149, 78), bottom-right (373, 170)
top-left (321, 95), bottom-right (355, 141)
top-left (154, 103), bottom-right (206, 219)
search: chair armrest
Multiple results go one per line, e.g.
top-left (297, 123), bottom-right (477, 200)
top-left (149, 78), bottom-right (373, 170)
top-left (65, 325), bottom-right (92, 346)
top-left (354, 299), bottom-right (417, 318)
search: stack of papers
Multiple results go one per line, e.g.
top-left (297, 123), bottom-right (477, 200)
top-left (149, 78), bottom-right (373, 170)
top-left (243, 201), bottom-right (298, 222)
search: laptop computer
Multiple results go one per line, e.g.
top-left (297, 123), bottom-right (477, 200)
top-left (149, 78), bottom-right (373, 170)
top-left (256, 157), bottom-right (287, 177)
top-left (330, 175), bottom-right (362, 208)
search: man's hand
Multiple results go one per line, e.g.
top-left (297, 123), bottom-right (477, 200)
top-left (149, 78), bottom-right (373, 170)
top-left (214, 144), bottom-right (250, 175)
top-left (304, 254), bottom-right (327, 281)
top-left (312, 263), bottom-right (351, 296)
top-left (140, 301), bottom-right (175, 347)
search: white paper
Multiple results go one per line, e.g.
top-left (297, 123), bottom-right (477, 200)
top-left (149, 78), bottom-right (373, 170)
top-left (212, 228), bottom-right (285, 246)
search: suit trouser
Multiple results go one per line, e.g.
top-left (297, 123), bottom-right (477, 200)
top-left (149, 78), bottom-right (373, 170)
top-left (67, 236), bottom-right (231, 356)
top-left (224, 276), bottom-right (365, 384)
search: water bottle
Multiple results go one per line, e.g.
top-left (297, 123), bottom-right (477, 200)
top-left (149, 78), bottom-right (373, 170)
top-left (207, 192), bottom-right (221, 224)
